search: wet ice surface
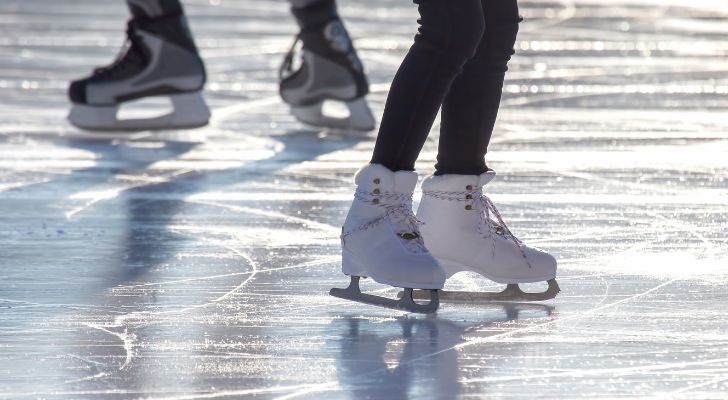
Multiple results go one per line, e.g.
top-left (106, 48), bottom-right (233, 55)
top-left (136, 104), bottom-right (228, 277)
top-left (1, 0), bottom-right (728, 398)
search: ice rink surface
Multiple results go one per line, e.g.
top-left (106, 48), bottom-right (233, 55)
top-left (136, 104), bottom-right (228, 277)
top-left (1, 0), bottom-right (728, 398)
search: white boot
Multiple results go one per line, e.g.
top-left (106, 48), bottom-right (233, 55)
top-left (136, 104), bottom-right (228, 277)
top-left (340, 164), bottom-right (446, 290)
top-left (417, 171), bottom-right (557, 285)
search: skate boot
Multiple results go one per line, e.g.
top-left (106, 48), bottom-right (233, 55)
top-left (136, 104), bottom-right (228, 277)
top-left (330, 164), bottom-right (446, 313)
top-left (280, 0), bottom-right (375, 132)
top-left (414, 171), bottom-right (560, 302)
top-left (67, 13), bottom-right (210, 131)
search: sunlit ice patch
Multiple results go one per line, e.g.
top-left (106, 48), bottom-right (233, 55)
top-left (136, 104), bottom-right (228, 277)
top-left (574, 250), bottom-right (727, 281)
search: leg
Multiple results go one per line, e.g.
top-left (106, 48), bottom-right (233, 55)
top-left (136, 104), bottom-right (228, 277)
top-left (416, 0), bottom-right (560, 302)
top-left (332, 0), bottom-right (486, 312)
top-left (67, 0), bottom-right (209, 131)
top-left (127, 0), bottom-right (183, 18)
top-left (289, 0), bottom-right (328, 8)
top-left (370, 0), bottom-right (486, 171)
top-left (280, 0), bottom-right (375, 131)
top-left (436, 0), bottom-right (521, 175)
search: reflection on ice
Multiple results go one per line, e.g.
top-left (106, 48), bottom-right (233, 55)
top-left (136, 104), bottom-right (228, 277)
top-left (1, 0), bottom-right (727, 398)
top-left (331, 305), bottom-right (554, 400)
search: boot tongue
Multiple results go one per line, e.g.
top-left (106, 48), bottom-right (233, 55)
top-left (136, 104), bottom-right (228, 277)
top-left (354, 164), bottom-right (417, 195)
top-left (478, 170), bottom-right (496, 187)
top-left (392, 170), bottom-right (417, 194)
top-left (93, 35), bottom-right (146, 77)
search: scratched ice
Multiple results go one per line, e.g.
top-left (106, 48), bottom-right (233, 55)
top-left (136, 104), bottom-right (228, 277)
top-left (1, 0), bottom-right (727, 399)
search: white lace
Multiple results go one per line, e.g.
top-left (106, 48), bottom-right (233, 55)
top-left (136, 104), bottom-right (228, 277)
top-left (423, 188), bottom-right (530, 266)
top-left (341, 189), bottom-right (427, 253)
top-left (472, 189), bottom-right (523, 246)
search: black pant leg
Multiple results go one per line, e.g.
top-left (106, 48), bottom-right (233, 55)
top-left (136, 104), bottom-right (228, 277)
top-left (370, 0), bottom-right (485, 172)
top-left (435, 0), bottom-right (520, 175)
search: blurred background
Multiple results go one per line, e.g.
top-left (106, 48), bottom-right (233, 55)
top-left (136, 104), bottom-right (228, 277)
top-left (1, 1), bottom-right (727, 398)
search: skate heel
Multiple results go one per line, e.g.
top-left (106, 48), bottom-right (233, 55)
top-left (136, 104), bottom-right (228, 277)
top-left (341, 249), bottom-right (368, 277)
top-left (169, 91), bottom-right (211, 127)
top-left (344, 97), bottom-right (376, 131)
top-left (335, 249), bottom-right (440, 313)
top-left (438, 258), bottom-right (465, 278)
top-left (68, 104), bottom-right (118, 130)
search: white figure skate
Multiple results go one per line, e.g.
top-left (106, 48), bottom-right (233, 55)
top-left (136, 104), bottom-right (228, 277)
top-left (330, 164), bottom-right (446, 313)
top-left (279, 19), bottom-right (375, 132)
top-left (67, 14), bottom-right (210, 131)
top-left (413, 171), bottom-right (560, 302)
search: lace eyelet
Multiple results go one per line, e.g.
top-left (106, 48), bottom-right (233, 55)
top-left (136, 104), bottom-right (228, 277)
top-left (372, 199), bottom-right (380, 205)
top-left (397, 232), bottom-right (419, 240)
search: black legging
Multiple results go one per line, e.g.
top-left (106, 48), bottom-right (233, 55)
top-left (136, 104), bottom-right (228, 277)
top-left (370, 0), bottom-right (520, 175)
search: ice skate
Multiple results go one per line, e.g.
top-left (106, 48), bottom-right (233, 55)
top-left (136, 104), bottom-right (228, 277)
top-left (329, 164), bottom-right (446, 313)
top-left (67, 13), bottom-right (210, 131)
top-left (411, 171), bottom-right (560, 302)
top-left (280, 6), bottom-right (375, 132)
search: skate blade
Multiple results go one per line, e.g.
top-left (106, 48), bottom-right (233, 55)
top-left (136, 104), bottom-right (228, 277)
top-left (329, 276), bottom-right (439, 314)
top-left (406, 279), bottom-right (560, 303)
top-left (291, 98), bottom-right (375, 132)
top-left (68, 92), bottom-right (211, 132)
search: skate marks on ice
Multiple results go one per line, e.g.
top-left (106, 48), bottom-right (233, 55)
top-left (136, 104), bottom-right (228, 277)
top-left (0, 110), bottom-right (364, 395)
top-left (313, 0), bottom-right (726, 397)
top-left (326, 309), bottom-right (555, 400)
top-left (2, 0), bottom-right (728, 399)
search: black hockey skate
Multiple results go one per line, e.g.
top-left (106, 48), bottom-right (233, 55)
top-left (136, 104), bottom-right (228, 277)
top-left (68, 13), bottom-right (209, 131)
top-left (280, 2), bottom-right (375, 132)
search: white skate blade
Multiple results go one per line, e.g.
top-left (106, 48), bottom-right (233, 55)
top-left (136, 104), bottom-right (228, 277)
top-left (405, 279), bottom-right (560, 303)
top-left (291, 97), bottom-right (375, 132)
top-left (68, 91), bottom-right (210, 132)
top-left (330, 276), bottom-right (439, 314)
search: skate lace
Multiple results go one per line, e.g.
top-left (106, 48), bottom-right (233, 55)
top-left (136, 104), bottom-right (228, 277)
top-left (279, 34), bottom-right (301, 81)
top-left (424, 188), bottom-right (528, 263)
top-left (93, 22), bottom-right (146, 79)
top-left (341, 190), bottom-right (426, 252)
top-left (473, 190), bottom-right (523, 246)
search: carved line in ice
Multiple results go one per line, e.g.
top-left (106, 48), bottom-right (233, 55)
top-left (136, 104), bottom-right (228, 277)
top-left (78, 200), bottom-right (342, 381)
top-left (0, 298), bottom-right (123, 313)
top-left (210, 95), bottom-right (280, 122)
top-left (275, 276), bottom-right (687, 400)
top-left (64, 169), bottom-right (196, 220)
top-left (459, 357), bottom-right (728, 384)
top-left (462, 358), bottom-right (728, 384)
top-left (82, 323), bottom-right (135, 371)
top-left (189, 199), bottom-right (341, 235)
top-left (668, 374), bottom-right (728, 395)
top-left (71, 236), bottom-right (259, 382)
top-left (112, 256), bottom-right (338, 289)
top-left (6, 186), bottom-right (347, 383)
top-left (62, 353), bottom-right (110, 384)
top-left (114, 236), bottom-right (259, 325)
top-left (63, 371), bottom-right (110, 385)
top-left (1, 384), bottom-right (327, 400)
